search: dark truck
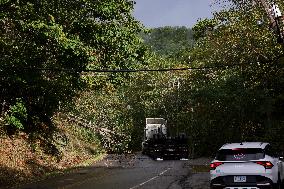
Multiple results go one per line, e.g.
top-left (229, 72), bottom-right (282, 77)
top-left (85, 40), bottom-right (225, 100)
top-left (141, 118), bottom-right (189, 160)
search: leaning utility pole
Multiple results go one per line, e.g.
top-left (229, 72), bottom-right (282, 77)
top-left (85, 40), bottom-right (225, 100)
top-left (257, 0), bottom-right (284, 43)
top-left (258, 0), bottom-right (275, 24)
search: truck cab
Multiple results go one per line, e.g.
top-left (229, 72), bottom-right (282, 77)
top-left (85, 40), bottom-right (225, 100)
top-left (142, 118), bottom-right (189, 160)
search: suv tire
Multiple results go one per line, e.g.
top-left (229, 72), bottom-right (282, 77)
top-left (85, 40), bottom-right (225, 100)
top-left (275, 173), bottom-right (282, 189)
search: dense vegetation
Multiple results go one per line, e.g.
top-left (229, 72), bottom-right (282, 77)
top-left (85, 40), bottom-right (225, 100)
top-left (0, 0), bottom-right (283, 159)
top-left (142, 26), bottom-right (194, 61)
top-left (141, 1), bottom-right (283, 156)
top-left (136, 0), bottom-right (284, 156)
top-left (0, 0), bottom-right (146, 141)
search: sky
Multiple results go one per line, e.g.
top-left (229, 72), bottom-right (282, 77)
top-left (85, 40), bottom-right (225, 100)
top-left (133, 0), bottom-right (217, 28)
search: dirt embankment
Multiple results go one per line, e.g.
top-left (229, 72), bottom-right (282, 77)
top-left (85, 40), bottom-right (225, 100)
top-left (0, 119), bottom-right (104, 189)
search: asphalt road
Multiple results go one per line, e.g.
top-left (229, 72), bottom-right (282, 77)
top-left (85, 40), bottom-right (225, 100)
top-left (19, 154), bottom-right (210, 189)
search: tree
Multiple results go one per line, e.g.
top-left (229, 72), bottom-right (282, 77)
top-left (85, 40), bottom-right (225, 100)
top-left (184, 0), bottom-right (284, 154)
top-left (133, 0), bottom-right (284, 155)
top-left (0, 0), bottom-right (146, 132)
top-left (142, 26), bottom-right (194, 62)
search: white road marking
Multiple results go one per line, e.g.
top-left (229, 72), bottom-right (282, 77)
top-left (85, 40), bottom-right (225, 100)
top-left (129, 167), bottom-right (171, 189)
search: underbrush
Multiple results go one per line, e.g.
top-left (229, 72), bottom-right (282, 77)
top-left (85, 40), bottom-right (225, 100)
top-left (0, 113), bottom-right (105, 189)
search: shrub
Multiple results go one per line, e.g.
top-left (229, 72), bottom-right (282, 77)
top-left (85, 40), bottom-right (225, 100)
top-left (5, 99), bottom-right (27, 131)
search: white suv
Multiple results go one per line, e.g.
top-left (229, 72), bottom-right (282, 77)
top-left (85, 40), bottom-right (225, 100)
top-left (210, 142), bottom-right (284, 189)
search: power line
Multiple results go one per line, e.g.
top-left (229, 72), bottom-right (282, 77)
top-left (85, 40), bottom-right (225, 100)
top-left (1, 58), bottom-right (281, 73)
top-left (83, 65), bottom-right (235, 73)
top-left (12, 63), bottom-right (244, 73)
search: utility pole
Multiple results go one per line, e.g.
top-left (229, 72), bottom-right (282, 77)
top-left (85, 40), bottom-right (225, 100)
top-left (258, 0), bottom-right (275, 24)
top-left (257, 0), bottom-right (284, 43)
top-left (173, 77), bottom-right (180, 136)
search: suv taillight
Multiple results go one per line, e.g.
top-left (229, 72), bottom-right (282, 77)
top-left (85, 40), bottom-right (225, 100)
top-left (255, 161), bottom-right (274, 169)
top-left (210, 162), bottom-right (223, 170)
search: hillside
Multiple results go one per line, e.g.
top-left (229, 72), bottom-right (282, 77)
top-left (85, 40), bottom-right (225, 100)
top-left (0, 113), bottom-right (104, 188)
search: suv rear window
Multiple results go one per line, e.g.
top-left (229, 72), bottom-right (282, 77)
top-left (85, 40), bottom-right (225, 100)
top-left (216, 148), bottom-right (264, 161)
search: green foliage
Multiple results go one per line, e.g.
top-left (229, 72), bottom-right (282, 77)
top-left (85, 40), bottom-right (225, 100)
top-left (192, 18), bottom-right (216, 40)
top-left (118, 1), bottom-right (284, 155)
top-left (1, 0), bottom-right (283, 157)
top-left (142, 26), bottom-right (194, 61)
top-left (62, 0), bottom-right (284, 155)
top-left (0, 0), bottom-right (146, 131)
top-left (5, 99), bottom-right (27, 130)
top-left (180, 1), bottom-right (284, 155)
top-left (70, 87), bottom-right (132, 153)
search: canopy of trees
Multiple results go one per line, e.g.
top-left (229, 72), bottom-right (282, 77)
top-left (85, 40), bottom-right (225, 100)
top-left (0, 0), bottom-right (146, 132)
top-left (1, 0), bottom-right (283, 155)
top-left (142, 26), bottom-right (194, 61)
top-left (136, 0), bottom-right (284, 155)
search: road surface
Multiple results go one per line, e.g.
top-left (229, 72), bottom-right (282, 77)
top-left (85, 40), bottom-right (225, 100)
top-left (19, 154), bottom-right (210, 189)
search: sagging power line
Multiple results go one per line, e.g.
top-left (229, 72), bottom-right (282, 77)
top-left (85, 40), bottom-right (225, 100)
top-left (0, 63), bottom-right (257, 73)
top-left (2, 55), bottom-right (282, 74)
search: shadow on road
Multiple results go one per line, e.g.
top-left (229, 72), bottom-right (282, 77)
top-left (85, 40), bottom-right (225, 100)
top-left (0, 166), bottom-right (27, 188)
